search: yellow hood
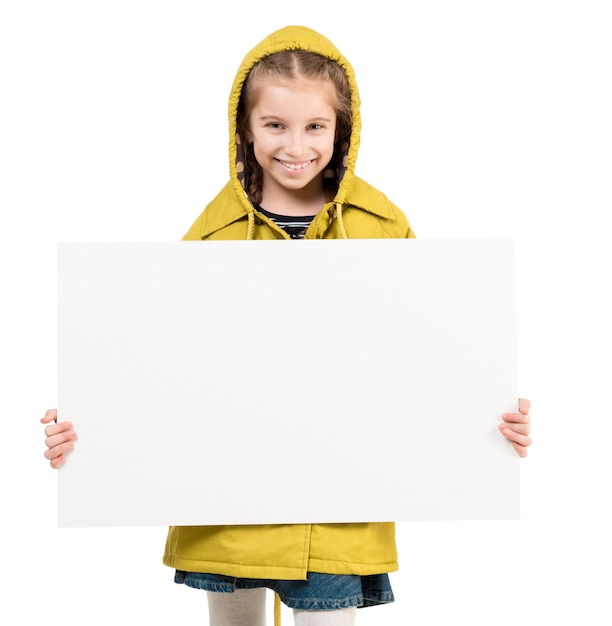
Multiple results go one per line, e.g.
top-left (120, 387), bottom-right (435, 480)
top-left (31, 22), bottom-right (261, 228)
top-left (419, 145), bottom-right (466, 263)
top-left (227, 25), bottom-right (361, 206)
top-left (183, 25), bottom-right (414, 241)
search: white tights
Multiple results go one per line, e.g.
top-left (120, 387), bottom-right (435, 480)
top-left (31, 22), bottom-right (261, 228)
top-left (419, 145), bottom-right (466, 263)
top-left (207, 589), bottom-right (357, 626)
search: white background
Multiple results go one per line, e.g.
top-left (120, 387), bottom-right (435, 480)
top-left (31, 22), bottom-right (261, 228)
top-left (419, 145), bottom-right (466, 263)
top-left (1, 1), bottom-right (610, 625)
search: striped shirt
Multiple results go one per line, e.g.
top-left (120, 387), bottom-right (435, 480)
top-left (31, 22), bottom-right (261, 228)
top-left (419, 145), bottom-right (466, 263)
top-left (255, 204), bottom-right (316, 240)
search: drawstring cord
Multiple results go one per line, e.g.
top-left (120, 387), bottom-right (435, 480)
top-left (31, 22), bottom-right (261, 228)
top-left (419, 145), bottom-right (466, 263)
top-left (328, 203), bottom-right (348, 239)
top-left (274, 592), bottom-right (282, 626)
top-left (247, 209), bottom-right (255, 240)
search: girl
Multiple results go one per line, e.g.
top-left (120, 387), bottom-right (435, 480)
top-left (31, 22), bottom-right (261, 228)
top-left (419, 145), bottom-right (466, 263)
top-left (42, 25), bottom-right (532, 626)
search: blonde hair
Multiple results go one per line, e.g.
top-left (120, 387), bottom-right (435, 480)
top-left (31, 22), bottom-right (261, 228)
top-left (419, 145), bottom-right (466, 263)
top-left (236, 50), bottom-right (352, 204)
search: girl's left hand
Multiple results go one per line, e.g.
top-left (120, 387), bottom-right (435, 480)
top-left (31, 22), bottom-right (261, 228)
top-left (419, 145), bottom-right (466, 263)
top-left (499, 398), bottom-right (532, 458)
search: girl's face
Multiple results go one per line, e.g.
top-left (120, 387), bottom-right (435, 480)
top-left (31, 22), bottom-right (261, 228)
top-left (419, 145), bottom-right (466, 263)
top-left (247, 78), bottom-right (337, 205)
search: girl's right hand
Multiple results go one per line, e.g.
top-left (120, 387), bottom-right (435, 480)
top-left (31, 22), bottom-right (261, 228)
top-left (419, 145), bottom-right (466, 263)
top-left (41, 409), bottom-right (77, 469)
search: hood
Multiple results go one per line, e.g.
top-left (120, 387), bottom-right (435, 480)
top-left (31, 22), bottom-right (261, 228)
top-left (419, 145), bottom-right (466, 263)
top-left (227, 25), bottom-right (361, 207)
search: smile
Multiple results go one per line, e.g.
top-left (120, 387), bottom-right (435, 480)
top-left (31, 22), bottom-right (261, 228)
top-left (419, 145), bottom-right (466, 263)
top-left (277, 159), bottom-right (313, 171)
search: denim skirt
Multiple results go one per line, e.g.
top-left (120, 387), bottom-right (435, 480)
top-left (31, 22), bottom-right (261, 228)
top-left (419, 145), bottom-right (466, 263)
top-left (174, 570), bottom-right (394, 610)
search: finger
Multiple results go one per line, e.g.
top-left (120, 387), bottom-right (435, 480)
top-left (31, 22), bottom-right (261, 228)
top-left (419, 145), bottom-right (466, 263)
top-left (503, 433), bottom-right (530, 458)
top-left (50, 454), bottom-right (68, 469)
top-left (44, 439), bottom-right (75, 462)
top-left (45, 428), bottom-right (77, 450)
top-left (44, 421), bottom-right (74, 438)
top-left (501, 411), bottom-right (530, 425)
top-left (499, 422), bottom-right (530, 436)
top-left (501, 426), bottom-right (532, 449)
top-left (40, 409), bottom-right (58, 425)
top-left (518, 398), bottom-right (531, 415)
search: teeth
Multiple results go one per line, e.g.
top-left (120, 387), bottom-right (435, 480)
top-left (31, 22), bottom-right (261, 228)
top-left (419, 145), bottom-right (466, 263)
top-left (280, 160), bottom-right (311, 170)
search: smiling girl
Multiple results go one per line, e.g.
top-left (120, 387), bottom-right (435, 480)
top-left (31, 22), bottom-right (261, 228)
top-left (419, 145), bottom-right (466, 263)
top-left (42, 25), bottom-right (532, 626)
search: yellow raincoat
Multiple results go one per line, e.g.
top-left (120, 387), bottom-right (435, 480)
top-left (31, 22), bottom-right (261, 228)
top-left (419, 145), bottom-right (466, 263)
top-left (163, 25), bottom-right (415, 581)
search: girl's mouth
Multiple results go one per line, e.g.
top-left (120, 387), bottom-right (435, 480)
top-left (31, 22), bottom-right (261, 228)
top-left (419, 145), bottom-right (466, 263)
top-left (277, 159), bottom-right (313, 171)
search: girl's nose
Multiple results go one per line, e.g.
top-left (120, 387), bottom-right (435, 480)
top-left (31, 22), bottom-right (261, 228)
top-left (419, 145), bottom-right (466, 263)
top-left (285, 131), bottom-right (305, 156)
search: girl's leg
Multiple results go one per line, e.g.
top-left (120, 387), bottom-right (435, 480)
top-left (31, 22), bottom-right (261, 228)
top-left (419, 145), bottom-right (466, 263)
top-left (207, 588), bottom-right (267, 626)
top-left (293, 607), bottom-right (357, 626)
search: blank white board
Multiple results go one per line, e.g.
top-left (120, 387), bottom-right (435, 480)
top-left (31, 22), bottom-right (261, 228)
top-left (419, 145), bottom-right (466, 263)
top-left (57, 239), bottom-right (519, 527)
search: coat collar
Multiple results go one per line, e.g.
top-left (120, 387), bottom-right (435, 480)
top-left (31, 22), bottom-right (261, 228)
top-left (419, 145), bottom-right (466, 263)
top-left (196, 175), bottom-right (396, 239)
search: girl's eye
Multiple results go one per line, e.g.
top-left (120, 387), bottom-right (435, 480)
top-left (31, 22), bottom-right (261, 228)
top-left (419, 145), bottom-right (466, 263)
top-left (308, 123), bottom-right (323, 131)
top-left (266, 122), bottom-right (283, 129)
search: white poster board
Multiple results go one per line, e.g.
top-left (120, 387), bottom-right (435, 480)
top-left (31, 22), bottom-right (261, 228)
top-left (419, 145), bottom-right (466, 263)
top-left (57, 239), bottom-right (519, 527)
